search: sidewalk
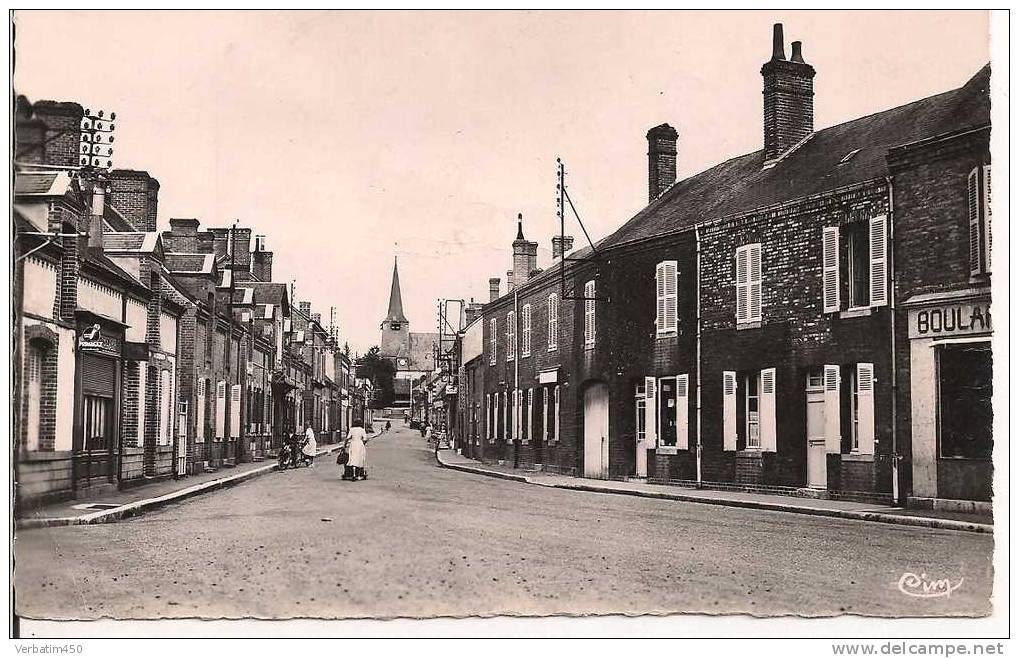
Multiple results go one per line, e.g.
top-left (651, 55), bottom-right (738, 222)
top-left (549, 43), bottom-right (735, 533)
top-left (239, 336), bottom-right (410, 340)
top-left (435, 450), bottom-right (993, 534)
top-left (16, 443), bottom-right (343, 529)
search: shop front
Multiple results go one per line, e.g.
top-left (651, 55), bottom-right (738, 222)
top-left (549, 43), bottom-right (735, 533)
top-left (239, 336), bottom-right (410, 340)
top-left (73, 311), bottom-right (125, 495)
top-left (904, 289), bottom-right (992, 511)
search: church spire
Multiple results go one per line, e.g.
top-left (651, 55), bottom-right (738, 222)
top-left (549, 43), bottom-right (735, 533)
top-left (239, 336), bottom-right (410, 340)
top-left (384, 255), bottom-right (408, 324)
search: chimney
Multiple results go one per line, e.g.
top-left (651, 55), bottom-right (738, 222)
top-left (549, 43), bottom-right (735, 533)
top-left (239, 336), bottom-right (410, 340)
top-left (506, 270), bottom-right (515, 292)
top-left (168, 218), bottom-right (200, 252)
top-left (109, 169), bottom-right (160, 232)
top-left (511, 213), bottom-right (539, 291)
top-left (14, 96), bottom-right (47, 165)
top-left (29, 100), bottom-right (84, 167)
top-left (489, 277), bottom-right (501, 302)
top-left (86, 179), bottom-right (105, 254)
top-left (646, 123), bottom-right (678, 202)
top-left (299, 301), bottom-right (312, 318)
top-left (252, 234), bottom-right (274, 282)
top-left (761, 23), bottom-right (815, 162)
top-left (552, 235), bottom-right (575, 260)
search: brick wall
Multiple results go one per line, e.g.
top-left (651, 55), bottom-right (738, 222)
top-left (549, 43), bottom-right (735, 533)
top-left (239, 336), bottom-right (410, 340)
top-left (109, 170), bottom-right (159, 232)
top-left (761, 58), bottom-right (814, 161)
top-left (31, 101), bottom-right (83, 168)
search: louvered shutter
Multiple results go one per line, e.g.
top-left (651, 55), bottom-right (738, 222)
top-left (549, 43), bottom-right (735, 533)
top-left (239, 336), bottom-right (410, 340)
top-left (760, 368), bottom-right (777, 452)
top-left (584, 280), bottom-right (596, 346)
top-left (983, 165), bottom-right (992, 273)
top-left (644, 377), bottom-right (657, 448)
top-left (749, 244), bottom-right (762, 321)
top-left (548, 294), bottom-right (558, 350)
top-left (723, 371), bottom-right (737, 451)
top-left (824, 365), bottom-right (841, 453)
top-left (968, 168), bottom-right (982, 276)
top-left (655, 262), bottom-right (665, 332)
top-left (675, 374), bottom-right (689, 450)
top-left (869, 215), bottom-right (888, 307)
top-left (856, 363), bottom-right (875, 455)
top-left (665, 261), bottom-right (678, 333)
top-left (215, 380), bottom-right (226, 439)
top-left (822, 227), bottom-right (840, 313)
top-left (195, 379), bottom-right (206, 443)
top-left (230, 384), bottom-right (241, 438)
top-left (542, 387), bottom-right (549, 442)
top-left (735, 247), bottom-right (749, 323)
top-left (553, 385), bottom-right (561, 443)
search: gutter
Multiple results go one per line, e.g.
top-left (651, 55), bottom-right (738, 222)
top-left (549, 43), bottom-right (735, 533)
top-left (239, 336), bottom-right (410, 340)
top-left (695, 224), bottom-right (703, 487)
top-left (886, 176), bottom-right (900, 506)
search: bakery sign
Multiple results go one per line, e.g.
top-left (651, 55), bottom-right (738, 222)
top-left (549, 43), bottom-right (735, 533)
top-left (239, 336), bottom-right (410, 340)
top-left (909, 301), bottom-right (991, 339)
top-left (78, 323), bottom-right (121, 355)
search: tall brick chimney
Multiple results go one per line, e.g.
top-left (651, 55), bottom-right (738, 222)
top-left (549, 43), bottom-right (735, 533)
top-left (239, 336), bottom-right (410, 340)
top-left (489, 277), bottom-right (501, 302)
top-left (168, 218), bottom-right (201, 252)
top-left (29, 100), bottom-right (84, 167)
top-left (761, 23), bottom-right (815, 162)
top-left (299, 301), bottom-right (312, 318)
top-left (552, 235), bottom-right (575, 260)
top-left (510, 214), bottom-right (538, 291)
top-left (252, 234), bottom-right (274, 282)
top-left (647, 123), bottom-right (678, 202)
top-left (109, 169), bottom-right (160, 232)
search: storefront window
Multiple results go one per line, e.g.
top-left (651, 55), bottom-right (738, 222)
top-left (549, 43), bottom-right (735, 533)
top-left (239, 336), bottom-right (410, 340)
top-left (83, 395), bottom-right (111, 451)
top-left (658, 377), bottom-right (677, 447)
top-left (939, 343), bottom-right (992, 459)
top-left (745, 372), bottom-right (761, 449)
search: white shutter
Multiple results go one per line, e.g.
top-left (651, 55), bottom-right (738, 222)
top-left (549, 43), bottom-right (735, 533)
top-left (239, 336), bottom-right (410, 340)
top-left (553, 385), bottom-right (560, 443)
top-left (856, 363), bottom-right (875, 455)
top-left (665, 261), bottom-right (678, 333)
top-left (136, 367), bottom-right (147, 448)
top-left (542, 387), bottom-right (549, 442)
top-left (644, 377), bottom-right (657, 448)
top-left (230, 384), bottom-right (241, 439)
top-left (983, 165), bottom-right (992, 273)
top-left (675, 374), bottom-right (689, 450)
top-left (526, 388), bottom-right (533, 444)
top-left (215, 380), bottom-right (226, 440)
top-left (735, 247), bottom-right (749, 323)
top-left (655, 262), bottom-right (665, 332)
top-left (749, 244), bottom-right (762, 321)
top-left (584, 280), bottom-right (596, 346)
top-left (522, 305), bottom-right (531, 356)
top-left (968, 168), bottom-right (982, 276)
top-left (723, 371), bottom-right (737, 451)
top-left (490, 318), bottom-right (497, 365)
top-left (760, 368), bottom-right (777, 452)
top-left (822, 227), bottom-right (840, 313)
top-left (824, 365), bottom-right (841, 453)
top-left (869, 216), bottom-right (888, 307)
top-left (547, 294), bottom-right (558, 350)
top-left (195, 380), bottom-right (206, 444)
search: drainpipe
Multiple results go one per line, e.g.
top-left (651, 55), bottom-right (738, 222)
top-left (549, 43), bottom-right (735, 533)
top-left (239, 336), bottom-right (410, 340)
top-left (513, 285), bottom-right (520, 468)
top-left (886, 176), bottom-right (900, 506)
top-left (695, 225), bottom-right (703, 487)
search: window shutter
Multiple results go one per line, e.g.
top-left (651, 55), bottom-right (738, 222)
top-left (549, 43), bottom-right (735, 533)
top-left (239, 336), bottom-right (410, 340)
top-left (655, 262), bottom-right (665, 332)
top-left (968, 168), bottom-right (982, 276)
top-left (195, 380), bottom-right (206, 443)
top-left (869, 215), bottom-right (888, 307)
top-left (760, 367), bottom-right (777, 452)
top-left (749, 244), bottom-right (762, 321)
top-left (584, 280), bottom-right (596, 346)
top-left (723, 371), bottom-right (737, 451)
top-left (644, 376), bottom-right (657, 448)
top-left (675, 374), bottom-right (689, 450)
top-left (856, 363), bottom-right (875, 455)
top-left (983, 165), bottom-right (992, 273)
top-left (230, 384), bottom-right (241, 439)
top-left (489, 318), bottom-right (497, 365)
top-left (553, 385), bottom-right (561, 443)
top-left (735, 247), bottom-right (749, 323)
top-left (822, 227), bottom-right (840, 313)
top-left (542, 387), bottom-right (549, 442)
top-left (522, 305), bottom-right (531, 356)
top-left (548, 294), bottom-right (558, 350)
top-left (665, 261), bottom-right (678, 333)
top-left (215, 380), bottom-right (226, 440)
top-left (525, 388), bottom-right (533, 444)
top-left (824, 365), bottom-right (841, 453)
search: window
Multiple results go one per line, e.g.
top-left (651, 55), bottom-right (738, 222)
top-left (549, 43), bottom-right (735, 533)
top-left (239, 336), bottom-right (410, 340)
top-left (584, 280), bottom-right (596, 347)
top-left (547, 293), bottom-right (558, 351)
top-left (635, 385), bottom-right (646, 444)
top-left (847, 222), bottom-right (869, 308)
top-left (506, 312), bottom-right (515, 362)
top-left (489, 318), bottom-right (497, 365)
top-left (525, 388), bottom-right (533, 442)
top-left (521, 304), bottom-right (532, 357)
top-left (969, 165), bottom-right (993, 276)
top-left (657, 376), bottom-right (677, 447)
top-left (503, 391), bottom-right (510, 441)
top-left (822, 217), bottom-right (887, 312)
top-left (160, 369), bottom-right (173, 445)
top-left (938, 343), bottom-right (992, 459)
top-left (735, 244), bottom-right (762, 324)
top-left (744, 371), bottom-right (761, 449)
top-left (542, 387), bottom-right (549, 441)
top-left (655, 260), bottom-right (678, 336)
top-left (83, 394), bottom-right (111, 451)
top-left (25, 344), bottom-right (44, 451)
top-left (553, 385), bottom-right (560, 442)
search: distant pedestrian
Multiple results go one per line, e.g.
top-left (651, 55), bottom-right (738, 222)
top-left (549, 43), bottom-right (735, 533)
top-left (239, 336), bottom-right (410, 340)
top-left (385, 420), bottom-right (392, 433)
top-left (343, 419), bottom-right (370, 481)
top-left (303, 425), bottom-right (317, 466)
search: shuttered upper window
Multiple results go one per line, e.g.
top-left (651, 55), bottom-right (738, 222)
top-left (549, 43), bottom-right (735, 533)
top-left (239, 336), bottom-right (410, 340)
top-left (521, 304), bottom-right (532, 357)
top-left (656, 260), bottom-right (678, 337)
top-left (547, 293), bottom-right (558, 351)
top-left (506, 312), bottom-right (515, 361)
top-left (969, 165), bottom-right (992, 276)
top-left (584, 280), bottom-right (596, 347)
top-left (822, 216), bottom-right (888, 312)
top-left (489, 318), bottom-right (497, 365)
top-left (735, 244), bottom-right (762, 324)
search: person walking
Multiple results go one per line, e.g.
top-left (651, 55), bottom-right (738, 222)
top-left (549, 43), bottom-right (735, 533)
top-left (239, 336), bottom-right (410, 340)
top-left (343, 419), bottom-right (370, 481)
top-left (302, 425), bottom-right (317, 467)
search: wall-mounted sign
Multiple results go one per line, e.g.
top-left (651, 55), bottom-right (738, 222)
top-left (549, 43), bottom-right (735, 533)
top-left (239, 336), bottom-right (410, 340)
top-left (538, 369), bottom-right (559, 384)
top-left (78, 323), bottom-right (120, 355)
top-left (908, 301), bottom-right (991, 339)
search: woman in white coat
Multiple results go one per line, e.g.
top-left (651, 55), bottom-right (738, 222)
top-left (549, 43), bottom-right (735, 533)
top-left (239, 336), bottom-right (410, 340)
top-left (343, 419), bottom-right (370, 481)
top-left (302, 425), bottom-right (317, 466)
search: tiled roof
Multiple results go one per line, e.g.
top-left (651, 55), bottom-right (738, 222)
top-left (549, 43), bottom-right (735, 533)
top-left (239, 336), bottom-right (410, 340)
top-left (598, 64), bottom-right (991, 250)
top-left (103, 232), bottom-right (147, 251)
top-left (14, 171), bottom-right (72, 196)
top-left (165, 253), bottom-right (214, 274)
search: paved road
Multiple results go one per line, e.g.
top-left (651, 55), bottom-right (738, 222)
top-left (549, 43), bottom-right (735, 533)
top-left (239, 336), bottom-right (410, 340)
top-left (15, 426), bottom-right (993, 619)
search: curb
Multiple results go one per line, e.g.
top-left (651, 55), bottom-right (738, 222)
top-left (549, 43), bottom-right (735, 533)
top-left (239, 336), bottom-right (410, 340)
top-left (17, 444), bottom-right (343, 530)
top-left (435, 452), bottom-right (993, 535)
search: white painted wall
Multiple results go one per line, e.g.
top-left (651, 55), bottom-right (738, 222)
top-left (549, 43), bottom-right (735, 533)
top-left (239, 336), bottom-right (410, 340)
top-left (160, 312), bottom-right (178, 355)
top-left (125, 299), bottom-right (147, 342)
top-left (77, 277), bottom-right (122, 320)
top-left (462, 318), bottom-right (483, 364)
top-left (55, 325), bottom-right (75, 451)
top-left (23, 257), bottom-right (57, 318)
top-left (909, 339), bottom-right (937, 498)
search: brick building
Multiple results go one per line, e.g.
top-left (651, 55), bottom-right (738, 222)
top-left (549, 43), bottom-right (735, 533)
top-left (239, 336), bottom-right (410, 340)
top-left (462, 24), bottom-right (992, 508)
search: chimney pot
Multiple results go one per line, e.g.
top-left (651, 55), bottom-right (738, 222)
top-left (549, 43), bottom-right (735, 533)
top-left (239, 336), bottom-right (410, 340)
top-left (771, 23), bottom-right (786, 60)
top-left (488, 277), bottom-right (501, 302)
top-left (761, 26), bottom-right (815, 161)
top-left (646, 123), bottom-right (679, 202)
top-left (790, 40), bottom-right (804, 63)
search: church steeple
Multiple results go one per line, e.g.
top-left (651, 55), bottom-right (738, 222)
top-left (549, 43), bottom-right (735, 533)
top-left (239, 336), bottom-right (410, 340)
top-left (384, 255), bottom-right (408, 324)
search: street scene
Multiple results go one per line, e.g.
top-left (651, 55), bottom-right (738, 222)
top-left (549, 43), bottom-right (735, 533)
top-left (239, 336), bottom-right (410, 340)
top-left (10, 10), bottom-right (999, 634)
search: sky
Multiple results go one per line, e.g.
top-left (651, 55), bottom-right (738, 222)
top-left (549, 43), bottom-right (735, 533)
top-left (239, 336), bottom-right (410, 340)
top-left (13, 10), bottom-right (990, 353)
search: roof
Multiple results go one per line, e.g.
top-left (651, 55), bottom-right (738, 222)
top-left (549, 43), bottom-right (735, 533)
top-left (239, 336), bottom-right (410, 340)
top-left (165, 253), bottom-right (215, 275)
top-left (598, 64), bottom-right (991, 250)
top-left (384, 256), bottom-right (408, 323)
top-left (14, 171), bottom-right (73, 196)
top-left (103, 232), bottom-right (161, 253)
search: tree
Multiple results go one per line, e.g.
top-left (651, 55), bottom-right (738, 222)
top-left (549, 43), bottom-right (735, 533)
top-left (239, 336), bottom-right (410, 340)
top-left (356, 346), bottom-right (396, 409)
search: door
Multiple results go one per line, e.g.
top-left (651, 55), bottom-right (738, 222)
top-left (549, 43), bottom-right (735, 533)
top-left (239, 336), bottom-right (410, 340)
top-left (806, 377), bottom-right (827, 488)
top-left (584, 383), bottom-right (609, 478)
top-left (635, 387), bottom-right (647, 478)
top-left (175, 400), bottom-right (188, 476)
